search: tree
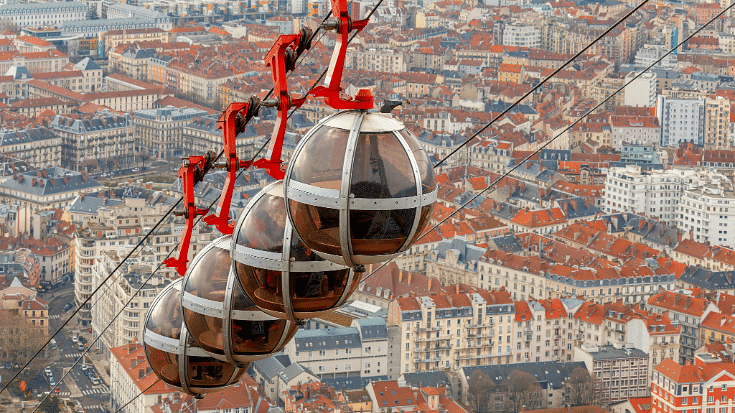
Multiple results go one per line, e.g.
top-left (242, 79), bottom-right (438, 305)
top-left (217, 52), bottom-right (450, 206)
top-left (565, 367), bottom-right (605, 407)
top-left (138, 149), bottom-right (151, 169)
top-left (86, 4), bottom-right (98, 20)
top-left (81, 159), bottom-right (98, 174)
top-left (0, 310), bottom-right (47, 374)
top-left (468, 370), bottom-right (496, 413)
top-left (105, 158), bottom-right (115, 175)
top-left (0, 18), bottom-right (18, 34)
top-left (502, 370), bottom-right (544, 413)
top-left (37, 395), bottom-right (61, 413)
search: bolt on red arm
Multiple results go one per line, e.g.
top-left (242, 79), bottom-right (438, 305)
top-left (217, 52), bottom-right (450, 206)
top-left (164, 152), bottom-right (215, 276)
top-left (203, 97), bottom-right (261, 235)
top-left (310, 0), bottom-right (374, 110)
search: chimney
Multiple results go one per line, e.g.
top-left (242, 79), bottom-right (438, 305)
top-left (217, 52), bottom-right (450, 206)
top-left (408, 272), bottom-right (412, 284)
top-left (399, 270), bottom-right (403, 283)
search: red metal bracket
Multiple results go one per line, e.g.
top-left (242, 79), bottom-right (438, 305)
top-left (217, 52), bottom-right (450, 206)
top-left (164, 153), bottom-right (214, 277)
top-left (310, 0), bottom-right (374, 110)
top-left (203, 97), bottom-right (260, 235)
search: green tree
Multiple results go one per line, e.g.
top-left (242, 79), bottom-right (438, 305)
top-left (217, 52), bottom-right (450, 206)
top-left (37, 395), bottom-right (61, 413)
top-left (86, 4), bottom-right (98, 20)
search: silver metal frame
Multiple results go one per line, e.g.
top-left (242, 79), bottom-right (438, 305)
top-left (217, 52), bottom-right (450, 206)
top-left (283, 110), bottom-right (439, 267)
top-left (232, 181), bottom-right (356, 320)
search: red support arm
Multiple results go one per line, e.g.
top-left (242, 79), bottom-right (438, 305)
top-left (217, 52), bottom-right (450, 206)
top-left (164, 153), bottom-right (213, 277)
top-left (310, 0), bottom-right (374, 110)
top-left (203, 97), bottom-right (259, 235)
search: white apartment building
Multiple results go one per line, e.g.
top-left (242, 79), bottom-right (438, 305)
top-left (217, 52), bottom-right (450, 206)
top-left (657, 96), bottom-right (706, 147)
top-left (675, 170), bottom-right (735, 248)
top-left (110, 342), bottom-right (178, 413)
top-left (624, 71), bottom-right (657, 108)
top-left (704, 96), bottom-right (731, 150)
top-left (284, 318), bottom-right (389, 379)
top-left (610, 115), bottom-right (660, 150)
top-left (388, 289), bottom-right (515, 375)
top-left (73, 196), bottom-right (218, 325)
top-left (351, 47), bottom-right (405, 74)
top-left (91, 255), bottom-right (170, 357)
top-left (502, 23), bottom-right (541, 48)
top-left (602, 165), bottom-right (689, 224)
top-left (0, 1), bottom-right (87, 27)
top-left (634, 44), bottom-right (677, 68)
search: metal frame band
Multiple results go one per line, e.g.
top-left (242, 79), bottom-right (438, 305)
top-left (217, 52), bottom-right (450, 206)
top-left (232, 245), bottom-right (289, 271)
top-left (181, 291), bottom-right (224, 318)
top-left (335, 266), bottom-right (362, 309)
top-left (338, 112), bottom-right (365, 269)
top-left (281, 221), bottom-right (297, 320)
top-left (395, 129), bottom-right (423, 252)
top-left (143, 329), bottom-right (181, 354)
top-left (230, 180), bottom-right (280, 260)
top-left (284, 184), bottom-right (345, 209)
top-left (178, 324), bottom-right (197, 398)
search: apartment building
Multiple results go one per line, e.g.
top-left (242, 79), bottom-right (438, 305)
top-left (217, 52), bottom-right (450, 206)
top-left (651, 356), bottom-right (735, 413)
top-left (624, 71), bottom-right (657, 108)
top-left (425, 237), bottom-right (486, 287)
top-left (91, 257), bottom-right (169, 356)
top-left (351, 47), bottom-right (404, 73)
top-left (574, 344), bottom-right (649, 403)
top-left (388, 288), bottom-right (515, 375)
top-left (647, 291), bottom-right (719, 364)
top-left (181, 114), bottom-right (259, 161)
top-left (513, 299), bottom-right (580, 364)
top-left (134, 106), bottom-right (209, 160)
top-left (284, 318), bottom-right (389, 379)
top-left (502, 23), bottom-right (541, 48)
top-left (705, 96), bottom-right (731, 150)
top-left (0, 127), bottom-right (62, 169)
top-left (657, 96), bottom-right (706, 147)
top-left (109, 342), bottom-right (179, 413)
top-left (610, 116), bottom-right (660, 150)
top-left (73, 196), bottom-right (217, 325)
top-left (0, 167), bottom-right (101, 212)
top-left (0, 1), bottom-right (86, 27)
top-left (51, 111), bottom-right (136, 171)
top-left (676, 171), bottom-right (735, 248)
top-left (602, 165), bottom-right (687, 224)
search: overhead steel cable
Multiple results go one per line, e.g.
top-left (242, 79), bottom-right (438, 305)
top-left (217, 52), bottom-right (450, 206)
top-left (1, 4), bottom-right (337, 398)
top-left (433, 0), bottom-right (655, 169)
top-left (360, 1), bottom-right (735, 283)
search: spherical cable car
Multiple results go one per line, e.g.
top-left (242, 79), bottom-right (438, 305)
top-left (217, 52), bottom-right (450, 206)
top-left (181, 235), bottom-right (299, 365)
top-left (231, 181), bottom-right (363, 320)
top-left (143, 279), bottom-right (247, 398)
top-left (283, 111), bottom-right (437, 268)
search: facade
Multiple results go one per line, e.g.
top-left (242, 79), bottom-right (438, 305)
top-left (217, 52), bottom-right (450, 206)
top-left (651, 356), bottom-right (735, 413)
top-left (51, 111), bottom-right (135, 171)
top-left (610, 116), bottom-right (660, 150)
top-left (0, 167), bottom-right (101, 211)
top-left (0, 127), bottom-right (62, 169)
top-left (0, 1), bottom-right (87, 27)
top-left (502, 23), bottom-right (541, 48)
top-left (624, 71), bottom-right (657, 107)
top-left (352, 48), bottom-right (405, 73)
top-left (704, 96), bottom-right (732, 150)
top-left (284, 318), bottom-right (389, 379)
top-left (109, 342), bottom-right (178, 413)
top-left (387, 288), bottom-right (515, 375)
top-left (181, 114), bottom-right (258, 161)
top-left (602, 165), bottom-right (686, 224)
top-left (134, 106), bottom-right (209, 160)
top-left (574, 344), bottom-right (649, 403)
top-left (647, 291), bottom-right (719, 364)
top-left (675, 171), bottom-right (735, 248)
top-left (513, 299), bottom-right (580, 364)
top-left (657, 96), bottom-right (706, 147)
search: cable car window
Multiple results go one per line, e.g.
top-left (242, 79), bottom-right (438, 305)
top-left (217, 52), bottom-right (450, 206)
top-left (398, 129), bottom-right (437, 193)
top-left (351, 132), bottom-right (417, 198)
top-left (289, 126), bottom-right (350, 189)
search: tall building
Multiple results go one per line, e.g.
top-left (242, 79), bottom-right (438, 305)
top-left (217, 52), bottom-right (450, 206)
top-left (574, 344), bottom-right (650, 403)
top-left (387, 287), bottom-right (515, 375)
top-left (134, 106), bottom-right (209, 160)
top-left (624, 71), bottom-right (657, 107)
top-left (704, 96), bottom-right (731, 150)
top-left (602, 165), bottom-right (687, 224)
top-left (0, 1), bottom-right (87, 27)
top-left (657, 96), bottom-right (706, 147)
top-left (502, 23), bottom-right (541, 48)
top-left (675, 170), bottom-right (735, 248)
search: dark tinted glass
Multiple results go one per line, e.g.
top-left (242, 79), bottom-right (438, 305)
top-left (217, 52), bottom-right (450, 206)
top-left (409, 204), bottom-right (434, 246)
top-left (185, 355), bottom-right (244, 388)
top-left (399, 129), bottom-right (436, 193)
top-left (289, 269), bottom-right (351, 312)
top-left (290, 126), bottom-right (350, 189)
top-left (146, 285), bottom-right (183, 339)
top-left (350, 132), bottom-right (416, 198)
top-left (288, 200), bottom-right (342, 257)
top-left (230, 281), bottom-right (297, 354)
top-left (235, 194), bottom-right (287, 254)
top-left (145, 347), bottom-right (180, 387)
top-left (235, 262), bottom-right (284, 314)
top-left (350, 208), bottom-right (416, 255)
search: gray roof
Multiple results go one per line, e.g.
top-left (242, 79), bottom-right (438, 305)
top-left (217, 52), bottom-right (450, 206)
top-left (252, 356), bottom-right (288, 381)
top-left (73, 58), bottom-right (101, 71)
top-left (5, 65), bottom-right (31, 80)
top-left (0, 127), bottom-right (58, 147)
top-left (585, 345), bottom-right (648, 359)
top-left (278, 363), bottom-right (316, 383)
top-left (401, 371), bottom-right (453, 389)
top-left (51, 112), bottom-right (133, 134)
top-left (134, 106), bottom-right (208, 122)
top-left (679, 267), bottom-right (735, 291)
top-left (293, 327), bottom-right (362, 350)
top-left (427, 236), bottom-right (487, 270)
top-left (490, 234), bottom-right (524, 253)
top-left (355, 317), bottom-right (388, 340)
top-left (322, 376), bottom-right (388, 391)
top-left (0, 167), bottom-right (101, 197)
top-left (67, 195), bottom-right (123, 215)
top-left (462, 361), bottom-right (587, 390)
top-left (485, 100), bottom-right (538, 116)
top-left (0, 1), bottom-right (86, 12)
top-left (556, 197), bottom-right (600, 220)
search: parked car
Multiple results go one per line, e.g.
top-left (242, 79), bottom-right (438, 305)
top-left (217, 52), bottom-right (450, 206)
top-left (76, 342), bottom-right (85, 351)
top-left (71, 335), bottom-right (78, 344)
top-left (80, 365), bottom-right (88, 373)
top-left (48, 377), bottom-right (54, 387)
top-left (2, 362), bottom-right (9, 370)
top-left (90, 376), bottom-right (100, 386)
top-left (44, 366), bottom-right (51, 376)
top-left (63, 303), bottom-right (72, 311)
